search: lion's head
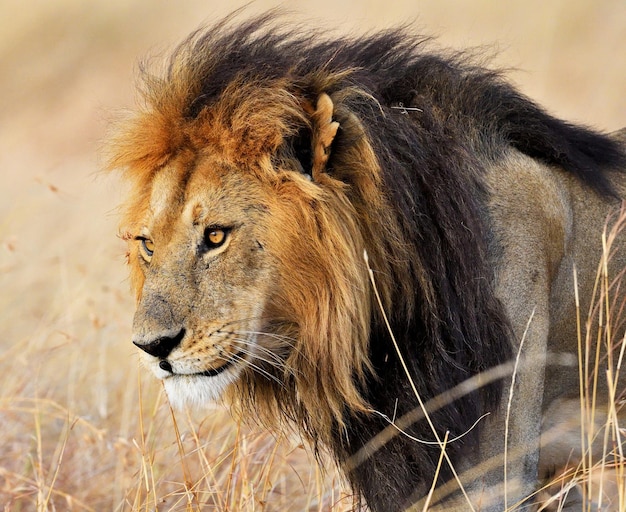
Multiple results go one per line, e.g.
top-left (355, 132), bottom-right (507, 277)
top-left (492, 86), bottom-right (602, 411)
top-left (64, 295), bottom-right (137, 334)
top-left (109, 22), bottom-right (416, 440)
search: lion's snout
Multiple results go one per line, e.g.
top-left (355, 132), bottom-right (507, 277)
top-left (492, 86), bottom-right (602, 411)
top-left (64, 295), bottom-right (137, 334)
top-left (132, 291), bottom-right (186, 359)
top-left (132, 327), bottom-right (185, 359)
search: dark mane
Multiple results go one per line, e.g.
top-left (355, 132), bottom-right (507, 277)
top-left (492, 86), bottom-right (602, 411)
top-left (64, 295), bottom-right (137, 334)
top-left (151, 13), bottom-right (624, 194)
top-left (131, 13), bottom-right (626, 511)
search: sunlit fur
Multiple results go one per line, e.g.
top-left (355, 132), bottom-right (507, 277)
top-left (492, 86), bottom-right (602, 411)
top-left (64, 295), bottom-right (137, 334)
top-left (109, 13), bottom-right (626, 511)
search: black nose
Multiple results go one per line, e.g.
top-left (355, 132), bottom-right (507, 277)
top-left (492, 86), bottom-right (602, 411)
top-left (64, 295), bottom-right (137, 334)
top-left (133, 328), bottom-right (185, 359)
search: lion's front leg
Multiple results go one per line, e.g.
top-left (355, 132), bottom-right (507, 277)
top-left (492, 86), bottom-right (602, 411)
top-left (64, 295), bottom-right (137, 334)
top-left (473, 288), bottom-right (552, 510)
top-left (480, 150), bottom-right (570, 510)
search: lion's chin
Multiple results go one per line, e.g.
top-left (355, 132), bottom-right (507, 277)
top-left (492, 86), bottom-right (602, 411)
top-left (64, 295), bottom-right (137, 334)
top-left (162, 371), bottom-right (238, 409)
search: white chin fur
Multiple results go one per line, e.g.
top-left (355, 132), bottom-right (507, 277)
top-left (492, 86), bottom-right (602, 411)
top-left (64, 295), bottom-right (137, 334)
top-left (162, 370), bottom-right (238, 409)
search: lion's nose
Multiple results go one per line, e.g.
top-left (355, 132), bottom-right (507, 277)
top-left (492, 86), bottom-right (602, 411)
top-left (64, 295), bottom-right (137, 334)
top-left (133, 328), bottom-right (185, 359)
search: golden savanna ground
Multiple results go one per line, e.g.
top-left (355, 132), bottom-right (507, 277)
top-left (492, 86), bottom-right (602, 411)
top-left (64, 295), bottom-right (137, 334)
top-left (1, 1), bottom-right (625, 510)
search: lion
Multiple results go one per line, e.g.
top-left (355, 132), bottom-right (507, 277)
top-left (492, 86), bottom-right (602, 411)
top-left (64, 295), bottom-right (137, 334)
top-left (109, 14), bottom-right (626, 511)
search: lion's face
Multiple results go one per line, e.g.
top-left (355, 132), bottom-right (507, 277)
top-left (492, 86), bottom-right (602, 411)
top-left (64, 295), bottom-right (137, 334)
top-left (129, 153), bottom-right (288, 407)
top-left (115, 85), bottom-right (381, 436)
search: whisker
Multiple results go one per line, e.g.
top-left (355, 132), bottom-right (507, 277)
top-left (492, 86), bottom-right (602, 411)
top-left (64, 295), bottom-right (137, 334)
top-left (231, 353), bottom-right (284, 387)
top-left (218, 316), bottom-right (294, 331)
top-left (234, 330), bottom-right (299, 346)
top-left (234, 342), bottom-right (303, 379)
top-left (234, 342), bottom-right (285, 368)
top-left (233, 330), bottom-right (315, 366)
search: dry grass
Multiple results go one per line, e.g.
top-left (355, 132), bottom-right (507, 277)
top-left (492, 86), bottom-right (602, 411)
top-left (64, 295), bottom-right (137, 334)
top-left (1, 1), bottom-right (625, 510)
top-left (0, 365), bottom-right (354, 511)
top-left (535, 207), bottom-right (626, 511)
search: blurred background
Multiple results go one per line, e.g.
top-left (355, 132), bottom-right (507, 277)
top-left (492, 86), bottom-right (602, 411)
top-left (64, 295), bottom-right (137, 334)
top-left (0, 0), bottom-right (624, 510)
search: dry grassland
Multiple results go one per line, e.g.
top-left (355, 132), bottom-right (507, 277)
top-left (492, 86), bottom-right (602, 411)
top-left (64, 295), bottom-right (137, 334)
top-left (0, 0), bottom-right (624, 510)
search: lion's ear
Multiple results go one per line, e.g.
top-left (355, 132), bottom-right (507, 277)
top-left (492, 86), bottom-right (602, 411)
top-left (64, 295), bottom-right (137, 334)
top-left (310, 94), bottom-right (340, 180)
top-left (293, 93), bottom-right (340, 181)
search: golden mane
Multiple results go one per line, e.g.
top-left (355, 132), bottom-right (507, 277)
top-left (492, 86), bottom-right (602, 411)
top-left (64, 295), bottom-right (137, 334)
top-left (109, 73), bottom-right (414, 443)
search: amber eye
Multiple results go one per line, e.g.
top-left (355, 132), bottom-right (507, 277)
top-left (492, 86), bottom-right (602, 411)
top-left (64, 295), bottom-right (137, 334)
top-left (135, 236), bottom-right (154, 260)
top-left (204, 227), bottom-right (229, 249)
top-left (142, 238), bottom-right (155, 255)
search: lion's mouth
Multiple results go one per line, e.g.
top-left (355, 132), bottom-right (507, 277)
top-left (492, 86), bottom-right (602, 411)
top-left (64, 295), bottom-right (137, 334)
top-left (191, 351), bottom-right (246, 378)
top-left (195, 352), bottom-right (243, 377)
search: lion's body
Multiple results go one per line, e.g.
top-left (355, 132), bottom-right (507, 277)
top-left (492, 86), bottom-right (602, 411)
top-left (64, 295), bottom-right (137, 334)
top-left (479, 146), bottom-right (626, 509)
top-left (110, 15), bottom-right (626, 511)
